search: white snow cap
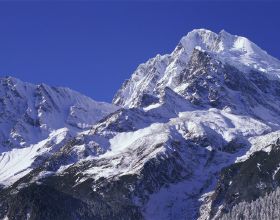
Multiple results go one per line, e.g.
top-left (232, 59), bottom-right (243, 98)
top-left (180, 28), bottom-right (280, 78)
top-left (113, 28), bottom-right (280, 108)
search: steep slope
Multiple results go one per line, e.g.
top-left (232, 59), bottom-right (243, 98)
top-left (0, 29), bottom-right (280, 220)
top-left (219, 186), bottom-right (280, 220)
top-left (209, 138), bottom-right (280, 220)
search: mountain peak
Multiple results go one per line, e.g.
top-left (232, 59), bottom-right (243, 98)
top-left (113, 28), bottom-right (280, 109)
top-left (179, 28), bottom-right (219, 53)
top-left (0, 77), bottom-right (118, 148)
top-left (180, 29), bottom-right (272, 60)
top-left (219, 29), bottom-right (234, 36)
top-left (188, 28), bottom-right (216, 35)
top-left (180, 28), bottom-right (258, 56)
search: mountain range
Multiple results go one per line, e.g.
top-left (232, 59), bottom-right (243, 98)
top-left (0, 29), bottom-right (280, 220)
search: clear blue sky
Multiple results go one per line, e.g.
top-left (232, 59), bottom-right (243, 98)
top-left (0, 1), bottom-right (279, 102)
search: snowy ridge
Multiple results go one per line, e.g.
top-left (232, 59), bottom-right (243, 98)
top-left (0, 76), bottom-right (118, 148)
top-left (113, 29), bottom-right (280, 108)
top-left (77, 107), bottom-right (271, 181)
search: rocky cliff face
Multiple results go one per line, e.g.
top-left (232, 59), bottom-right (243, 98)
top-left (0, 29), bottom-right (280, 220)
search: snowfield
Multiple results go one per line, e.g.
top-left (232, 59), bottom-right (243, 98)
top-left (0, 128), bottom-right (69, 186)
top-left (76, 107), bottom-right (273, 187)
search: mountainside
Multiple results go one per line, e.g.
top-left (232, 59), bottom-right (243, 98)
top-left (1, 29), bottom-right (280, 220)
top-left (0, 76), bottom-right (118, 186)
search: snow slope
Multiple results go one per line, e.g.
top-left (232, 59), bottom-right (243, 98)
top-left (0, 128), bottom-right (69, 186)
top-left (55, 101), bottom-right (277, 220)
top-left (79, 107), bottom-right (271, 181)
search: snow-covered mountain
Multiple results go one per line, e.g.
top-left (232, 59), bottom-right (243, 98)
top-left (113, 29), bottom-right (280, 110)
top-left (1, 29), bottom-right (280, 220)
top-left (0, 76), bottom-right (118, 186)
top-left (0, 76), bottom-right (118, 148)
